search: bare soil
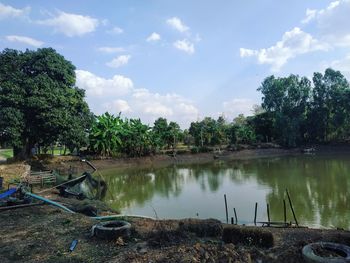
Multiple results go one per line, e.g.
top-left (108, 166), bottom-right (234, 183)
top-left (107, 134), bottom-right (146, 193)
top-left (1, 204), bottom-right (350, 263)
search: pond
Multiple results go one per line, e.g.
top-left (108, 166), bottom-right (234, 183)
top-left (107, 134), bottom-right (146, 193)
top-left (100, 154), bottom-right (350, 229)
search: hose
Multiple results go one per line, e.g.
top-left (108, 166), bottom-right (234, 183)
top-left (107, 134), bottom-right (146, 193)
top-left (25, 191), bottom-right (155, 220)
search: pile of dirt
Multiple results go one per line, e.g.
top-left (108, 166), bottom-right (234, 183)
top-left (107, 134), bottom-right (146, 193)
top-left (0, 163), bottom-right (30, 187)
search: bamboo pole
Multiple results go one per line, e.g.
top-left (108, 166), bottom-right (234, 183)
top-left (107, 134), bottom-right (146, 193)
top-left (254, 202), bottom-right (258, 225)
top-left (233, 208), bottom-right (238, 224)
top-left (286, 189), bottom-right (299, 226)
top-left (224, 194), bottom-right (228, 224)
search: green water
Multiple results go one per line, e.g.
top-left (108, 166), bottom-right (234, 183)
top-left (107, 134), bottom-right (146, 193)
top-left (101, 154), bottom-right (350, 229)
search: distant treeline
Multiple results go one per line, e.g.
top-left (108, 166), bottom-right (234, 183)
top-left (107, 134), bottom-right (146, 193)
top-left (58, 67), bottom-right (350, 156)
top-left (1, 48), bottom-right (350, 159)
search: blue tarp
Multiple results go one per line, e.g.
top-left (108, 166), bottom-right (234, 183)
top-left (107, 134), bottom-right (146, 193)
top-left (0, 188), bottom-right (17, 199)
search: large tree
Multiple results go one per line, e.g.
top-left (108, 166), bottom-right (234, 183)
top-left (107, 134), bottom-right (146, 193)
top-left (0, 48), bottom-right (93, 159)
top-left (258, 74), bottom-right (311, 147)
top-left (307, 68), bottom-right (350, 142)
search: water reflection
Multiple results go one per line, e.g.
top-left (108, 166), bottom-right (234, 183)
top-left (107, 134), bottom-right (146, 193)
top-left (102, 154), bottom-right (350, 229)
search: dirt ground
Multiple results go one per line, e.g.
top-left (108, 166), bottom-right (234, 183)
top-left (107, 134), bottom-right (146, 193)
top-left (1, 204), bottom-right (350, 263)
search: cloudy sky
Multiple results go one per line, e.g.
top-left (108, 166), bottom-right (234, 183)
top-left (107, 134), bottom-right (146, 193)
top-left (1, 0), bottom-right (350, 128)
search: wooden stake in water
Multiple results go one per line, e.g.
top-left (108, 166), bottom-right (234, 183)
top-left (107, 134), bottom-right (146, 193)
top-left (286, 189), bottom-right (299, 226)
top-left (254, 202), bottom-right (258, 225)
top-left (233, 208), bottom-right (238, 224)
top-left (231, 217), bottom-right (234, 224)
top-left (283, 199), bottom-right (287, 225)
top-left (266, 203), bottom-right (270, 226)
top-left (224, 194), bottom-right (228, 224)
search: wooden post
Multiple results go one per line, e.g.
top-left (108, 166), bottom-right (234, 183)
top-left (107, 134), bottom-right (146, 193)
top-left (224, 194), bottom-right (228, 224)
top-left (267, 203), bottom-right (270, 226)
top-left (286, 189), bottom-right (299, 226)
top-left (254, 202), bottom-right (258, 225)
top-left (233, 208), bottom-right (238, 225)
top-left (231, 217), bottom-right (234, 224)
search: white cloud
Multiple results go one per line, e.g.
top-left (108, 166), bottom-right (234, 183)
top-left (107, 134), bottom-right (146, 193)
top-left (0, 2), bottom-right (30, 19)
top-left (75, 70), bottom-right (133, 97)
top-left (76, 70), bottom-right (198, 127)
top-left (173, 39), bottom-right (195, 54)
top-left (107, 26), bottom-right (123, 34)
top-left (97, 46), bottom-right (125, 53)
top-left (37, 11), bottom-right (98, 37)
top-left (330, 54), bottom-right (350, 79)
top-left (222, 99), bottom-right (256, 119)
top-left (130, 88), bottom-right (198, 125)
top-left (301, 1), bottom-right (341, 24)
top-left (146, 32), bottom-right (161, 42)
top-left (301, 0), bottom-right (350, 46)
top-left (5, 35), bottom-right (43, 47)
top-left (240, 27), bottom-right (328, 71)
top-left (106, 55), bottom-right (131, 68)
top-left (166, 17), bottom-right (189, 33)
top-left (301, 9), bottom-right (317, 24)
top-left (104, 99), bottom-right (131, 113)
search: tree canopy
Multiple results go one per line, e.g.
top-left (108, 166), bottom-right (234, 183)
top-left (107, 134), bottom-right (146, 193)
top-left (0, 48), bottom-right (93, 159)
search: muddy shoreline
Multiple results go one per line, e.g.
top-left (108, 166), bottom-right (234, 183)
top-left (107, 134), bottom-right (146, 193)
top-left (42, 148), bottom-right (301, 174)
top-left (1, 205), bottom-right (350, 263)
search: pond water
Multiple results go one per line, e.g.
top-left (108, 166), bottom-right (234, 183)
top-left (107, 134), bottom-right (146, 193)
top-left (100, 154), bottom-right (350, 229)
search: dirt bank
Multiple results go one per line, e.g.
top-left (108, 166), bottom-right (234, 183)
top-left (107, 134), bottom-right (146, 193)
top-left (1, 204), bottom-right (349, 262)
top-left (40, 148), bottom-right (299, 175)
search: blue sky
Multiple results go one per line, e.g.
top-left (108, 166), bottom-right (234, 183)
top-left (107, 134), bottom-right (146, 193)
top-left (1, 0), bottom-right (350, 128)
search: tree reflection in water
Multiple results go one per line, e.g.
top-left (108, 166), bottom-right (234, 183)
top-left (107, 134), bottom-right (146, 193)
top-left (101, 154), bottom-right (350, 229)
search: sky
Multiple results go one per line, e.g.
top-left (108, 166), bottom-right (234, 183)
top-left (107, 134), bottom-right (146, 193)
top-left (1, 0), bottom-right (350, 128)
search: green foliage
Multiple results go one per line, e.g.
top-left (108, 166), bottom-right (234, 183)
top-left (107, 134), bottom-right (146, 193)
top-left (0, 48), bottom-right (92, 158)
top-left (259, 74), bottom-right (311, 147)
top-left (152, 118), bottom-right (183, 150)
top-left (89, 113), bottom-right (124, 156)
top-left (89, 114), bottom-right (182, 157)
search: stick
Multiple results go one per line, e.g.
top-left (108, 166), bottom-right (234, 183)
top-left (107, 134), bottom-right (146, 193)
top-left (286, 189), bottom-right (299, 226)
top-left (233, 208), bottom-right (238, 224)
top-left (267, 203), bottom-right (270, 226)
top-left (0, 202), bottom-right (45, 212)
top-left (231, 217), bottom-right (234, 224)
top-left (283, 199), bottom-right (287, 225)
top-left (254, 202), bottom-right (258, 225)
top-left (224, 194), bottom-right (228, 224)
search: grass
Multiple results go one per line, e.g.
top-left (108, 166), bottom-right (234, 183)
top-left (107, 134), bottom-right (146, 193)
top-left (0, 149), bottom-right (13, 159)
top-left (0, 147), bottom-right (71, 160)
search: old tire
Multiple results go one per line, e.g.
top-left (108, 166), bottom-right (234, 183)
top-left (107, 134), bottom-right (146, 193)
top-left (93, 220), bottom-right (131, 240)
top-left (302, 242), bottom-right (350, 263)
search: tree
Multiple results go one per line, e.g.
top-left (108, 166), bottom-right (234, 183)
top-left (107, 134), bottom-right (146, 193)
top-left (0, 48), bottom-right (92, 159)
top-left (152, 117), bottom-right (169, 149)
top-left (89, 113), bottom-right (124, 156)
top-left (258, 74), bottom-right (311, 147)
top-left (167, 121), bottom-right (181, 149)
top-left (307, 68), bottom-right (350, 142)
top-left (122, 118), bottom-right (153, 157)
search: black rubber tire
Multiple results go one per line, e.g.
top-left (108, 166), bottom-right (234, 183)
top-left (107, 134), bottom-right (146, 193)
top-left (302, 242), bottom-right (350, 263)
top-left (93, 220), bottom-right (131, 240)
